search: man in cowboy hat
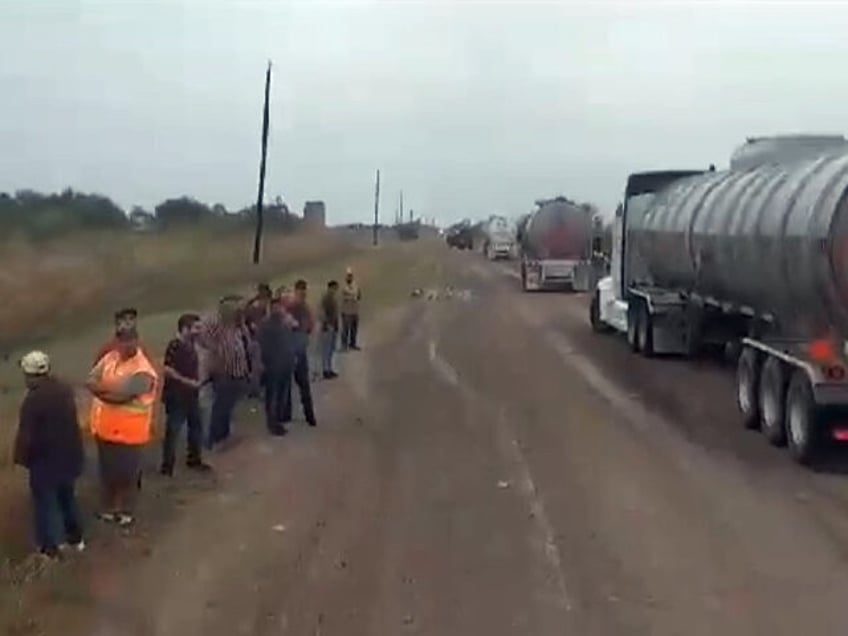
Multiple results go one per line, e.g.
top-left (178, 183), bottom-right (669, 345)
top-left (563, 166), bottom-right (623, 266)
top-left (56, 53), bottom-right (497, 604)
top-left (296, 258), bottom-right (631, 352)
top-left (14, 351), bottom-right (85, 558)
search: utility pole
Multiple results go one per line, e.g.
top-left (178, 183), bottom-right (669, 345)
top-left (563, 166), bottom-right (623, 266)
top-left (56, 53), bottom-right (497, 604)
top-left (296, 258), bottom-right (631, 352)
top-left (372, 169), bottom-right (380, 246)
top-left (409, 208), bottom-right (413, 224)
top-left (399, 190), bottom-right (404, 224)
top-left (252, 60), bottom-right (272, 265)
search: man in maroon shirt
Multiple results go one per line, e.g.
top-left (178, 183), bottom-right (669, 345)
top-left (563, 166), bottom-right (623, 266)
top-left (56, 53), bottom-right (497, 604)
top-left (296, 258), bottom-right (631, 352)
top-left (160, 313), bottom-right (210, 476)
top-left (280, 279), bottom-right (317, 426)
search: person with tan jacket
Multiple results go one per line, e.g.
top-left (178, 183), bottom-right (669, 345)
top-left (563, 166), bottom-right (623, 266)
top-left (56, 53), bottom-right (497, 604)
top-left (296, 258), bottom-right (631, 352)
top-left (340, 268), bottom-right (362, 351)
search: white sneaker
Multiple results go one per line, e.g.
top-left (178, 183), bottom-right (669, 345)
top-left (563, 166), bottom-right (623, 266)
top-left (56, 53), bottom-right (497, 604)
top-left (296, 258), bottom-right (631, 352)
top-left (59, 540), bottom-right (86, 553)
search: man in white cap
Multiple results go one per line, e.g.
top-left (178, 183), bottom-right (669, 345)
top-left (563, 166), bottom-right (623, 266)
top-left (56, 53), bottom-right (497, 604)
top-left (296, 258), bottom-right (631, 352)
top-left (13, 351), bottom-right (85, 559)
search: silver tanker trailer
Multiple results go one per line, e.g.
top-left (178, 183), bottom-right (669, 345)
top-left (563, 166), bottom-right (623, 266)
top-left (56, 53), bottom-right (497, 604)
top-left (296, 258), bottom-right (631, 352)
top-left (518, 196), bottom-right (596, 292)
top-left (590, 134), bottom-right (848, 465)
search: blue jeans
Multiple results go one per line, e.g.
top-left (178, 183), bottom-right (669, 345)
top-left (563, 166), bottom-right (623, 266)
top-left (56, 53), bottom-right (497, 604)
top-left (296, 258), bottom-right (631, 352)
top-left (283, 351), bottom-right (316, 425)
top-left (30, 477), bottom-right (83, 553)
top-left (162, 398), bottom-right (203, 470)
top-left (208, 375), bottom-right (243, 448)
top-left (321, 329), bottom-right (337, 373)
top-left (263, 369), bottom-right (292, 432)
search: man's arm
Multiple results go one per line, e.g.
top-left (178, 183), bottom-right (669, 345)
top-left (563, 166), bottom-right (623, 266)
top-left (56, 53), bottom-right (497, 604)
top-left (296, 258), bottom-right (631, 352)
top-left (13, 397), bottom-right (36, 468)
top-left (163, 341), bottom-right (200, 388)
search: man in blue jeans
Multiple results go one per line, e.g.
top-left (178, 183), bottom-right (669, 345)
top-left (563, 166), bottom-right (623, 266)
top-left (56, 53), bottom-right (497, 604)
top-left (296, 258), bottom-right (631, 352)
top-left (14, 351), bottom-right (85, 559)
top-left (160, 313), bottom-right (212, 475)
top-left (200, 297), bottom-right (249, 448)
top-left (320, 280), bottom-right (340, 379)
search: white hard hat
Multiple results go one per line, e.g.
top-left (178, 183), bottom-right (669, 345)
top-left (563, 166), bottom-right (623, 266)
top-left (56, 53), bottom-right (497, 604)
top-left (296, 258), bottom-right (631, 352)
top-left (346, 266), bottom-right (353, 275)
top-left (20, 350), bottom-right (50, 375)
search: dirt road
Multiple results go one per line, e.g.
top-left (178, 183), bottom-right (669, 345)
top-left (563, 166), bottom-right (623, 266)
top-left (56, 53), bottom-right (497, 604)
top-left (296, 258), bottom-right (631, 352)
top-left (18, 244), bottom-right (848, 635)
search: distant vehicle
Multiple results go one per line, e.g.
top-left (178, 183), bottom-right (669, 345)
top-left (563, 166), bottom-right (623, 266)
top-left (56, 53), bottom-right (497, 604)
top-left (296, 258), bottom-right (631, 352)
top-left (446, 223), bottom-right (474, 250)
top-left (518, 197), bottom-right (597, 292)
top-left (482, 215), bottom-right (515, 260)
top-left (591, 134), bottom-right (848, 465)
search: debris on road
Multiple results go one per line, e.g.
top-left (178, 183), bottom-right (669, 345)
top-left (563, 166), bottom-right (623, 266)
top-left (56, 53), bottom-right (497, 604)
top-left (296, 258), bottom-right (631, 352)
top-left (272, 524), bottom-right (287, 533)
top-left (497, 480), bottom-right (510, 489)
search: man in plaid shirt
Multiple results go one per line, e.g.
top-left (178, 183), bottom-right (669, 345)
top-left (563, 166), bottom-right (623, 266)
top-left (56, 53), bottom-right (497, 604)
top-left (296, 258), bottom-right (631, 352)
top-left (199, 296), bottom-right (249, 448)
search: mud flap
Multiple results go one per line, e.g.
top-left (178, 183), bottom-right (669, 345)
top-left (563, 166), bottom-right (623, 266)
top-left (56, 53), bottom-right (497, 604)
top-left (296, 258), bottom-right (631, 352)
top-left (572, 263), bottom-right (593, 292)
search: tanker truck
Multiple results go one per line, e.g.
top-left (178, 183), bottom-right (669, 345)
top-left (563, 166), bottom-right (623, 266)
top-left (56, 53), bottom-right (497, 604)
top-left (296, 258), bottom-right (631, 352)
top-left (518, 197), bottom-right (596, 292)
top-left (482, 215), bottom-right (516, 260)
top-left (590, 134), bottom-right (848, 464)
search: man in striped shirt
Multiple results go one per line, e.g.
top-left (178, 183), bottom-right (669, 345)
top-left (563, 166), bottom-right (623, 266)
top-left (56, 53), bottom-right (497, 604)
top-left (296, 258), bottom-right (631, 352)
top-left (199, 297), bottom-right (249, 449)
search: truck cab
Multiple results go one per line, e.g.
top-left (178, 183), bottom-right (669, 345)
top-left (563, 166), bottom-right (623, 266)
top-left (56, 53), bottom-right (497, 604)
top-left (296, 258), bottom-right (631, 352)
top-left (590, 171), bottom-right (706, 335)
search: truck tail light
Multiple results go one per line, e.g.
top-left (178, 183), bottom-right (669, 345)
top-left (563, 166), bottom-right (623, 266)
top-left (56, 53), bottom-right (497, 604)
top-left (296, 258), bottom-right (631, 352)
top-left (824, 364), bottom-right (846, 381)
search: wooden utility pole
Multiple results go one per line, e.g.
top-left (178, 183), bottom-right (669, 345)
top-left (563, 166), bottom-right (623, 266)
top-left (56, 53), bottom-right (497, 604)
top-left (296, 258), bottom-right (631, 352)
top-left (372, 169), bottom-right (380, 246)
top-left (252, 61), bottom-right (272, 265)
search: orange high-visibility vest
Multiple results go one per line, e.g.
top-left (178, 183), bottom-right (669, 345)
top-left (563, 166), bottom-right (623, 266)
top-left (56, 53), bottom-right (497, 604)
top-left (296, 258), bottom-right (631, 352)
top-left (89, 349), bottom-right (159, 445)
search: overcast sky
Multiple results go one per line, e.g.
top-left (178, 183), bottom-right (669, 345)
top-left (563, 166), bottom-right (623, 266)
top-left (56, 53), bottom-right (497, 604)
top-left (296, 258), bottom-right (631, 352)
top-left (1, 0), bottom-right (846, 225)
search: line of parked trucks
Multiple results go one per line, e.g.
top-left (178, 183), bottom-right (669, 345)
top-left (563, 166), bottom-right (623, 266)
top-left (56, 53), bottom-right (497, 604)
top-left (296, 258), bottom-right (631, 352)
top-left (450, 134), bottom-right (848, 467)
top-left (592, 134), bottom-right (848, 466)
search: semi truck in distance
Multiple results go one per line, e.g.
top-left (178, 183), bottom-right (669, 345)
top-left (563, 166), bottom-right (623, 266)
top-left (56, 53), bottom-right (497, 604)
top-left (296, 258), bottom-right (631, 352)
top-left (518, 196), bottom-right (596, 292)
top-left (590, 134), bottom-right (848, 465)
top-left (446, 221), bottom-right (474, 250)
top-left (482, 215), bottom-right (516, 260)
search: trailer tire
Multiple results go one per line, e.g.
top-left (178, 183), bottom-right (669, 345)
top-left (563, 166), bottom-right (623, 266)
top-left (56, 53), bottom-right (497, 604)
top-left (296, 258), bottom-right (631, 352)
top-left (520, 261), bottom-right (529, 292)
top-left (637, 302), bottom-right (654, 357)
top-left (759, 357), bottom-right (788, 447)
top-left (627, 302), bottom-right (641, 352)
top-left (590, 290), bottom-right (607, 333)
top-left (736, 347), bottom-right (760, 430)
top-left (786, 370), bottom-right (820, 465)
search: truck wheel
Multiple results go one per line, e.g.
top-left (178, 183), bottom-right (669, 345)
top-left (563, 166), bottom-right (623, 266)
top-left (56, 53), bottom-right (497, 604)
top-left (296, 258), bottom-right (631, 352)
top-left (759, 357), bottom-right (788, 446)
top-left (736, 347), bottom-right (760, 430)
top-left (786, 370), bottom-right (820, 465)
top-left (627, 303), bottom-right (641, 352)
top-left (637, 302), bottom-right (654, 357)
top-left (590, 290), bottom-right (606, 333)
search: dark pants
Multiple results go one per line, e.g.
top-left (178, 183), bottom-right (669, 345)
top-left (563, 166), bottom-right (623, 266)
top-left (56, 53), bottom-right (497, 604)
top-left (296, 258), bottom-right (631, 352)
top-left (282, 352), bottom-right (316, 425)
top-left (208, 375), bottom-right (243, 448)
top-left (162, 398), bottom-right (203, 470)
top-left (341, 313), bottom-right (359, 349)
top-left (30, 477), bottom-right (82, 554)
top-left (263, 369), bottom-right (292, 432)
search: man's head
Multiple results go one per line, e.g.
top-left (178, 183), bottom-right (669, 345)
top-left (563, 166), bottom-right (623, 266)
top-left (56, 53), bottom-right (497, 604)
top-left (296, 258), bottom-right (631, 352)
top-left (177, 313), bottom-right (201, 341)
top-left (269, 297), bottom-right (285, 314)
top-left (327, 280), bottom-right (339, 295)
top-left (345, 267), bottom-right (354, 285)
top-left (115, 328), bottom-right (140, 360)
top-left (218, 295), bottom-right (244, 324)
top-left (256, 282), bottom-right (272, 300)
top-left (20, 350), bottom-right (50, 389)
top-left (114, 307), bottom-right (138, 332)
top-left (294, 279), bottom-right (308, 302)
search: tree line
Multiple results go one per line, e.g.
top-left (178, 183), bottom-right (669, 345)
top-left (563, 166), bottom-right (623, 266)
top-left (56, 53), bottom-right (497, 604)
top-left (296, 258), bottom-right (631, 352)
top-left (0, 189), bottom-right (302, 240)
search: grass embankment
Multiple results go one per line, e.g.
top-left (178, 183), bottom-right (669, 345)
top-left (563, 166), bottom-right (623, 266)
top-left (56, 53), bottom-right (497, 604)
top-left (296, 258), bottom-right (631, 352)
top-left (0, 234), bottom-right (444, 635)
top-left (0, 230), bottom-right (434, 555)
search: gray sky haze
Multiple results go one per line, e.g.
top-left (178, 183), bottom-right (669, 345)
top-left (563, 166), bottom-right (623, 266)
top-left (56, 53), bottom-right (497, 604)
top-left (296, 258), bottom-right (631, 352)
top-left (1, 0), bottom-right (846, 224)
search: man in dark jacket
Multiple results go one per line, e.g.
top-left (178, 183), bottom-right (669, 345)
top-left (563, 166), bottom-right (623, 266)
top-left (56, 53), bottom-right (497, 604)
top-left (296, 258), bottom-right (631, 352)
top-left (14, 351), bottom-right (85, 558)
top-left (257, 298), bottom-right (296, 435)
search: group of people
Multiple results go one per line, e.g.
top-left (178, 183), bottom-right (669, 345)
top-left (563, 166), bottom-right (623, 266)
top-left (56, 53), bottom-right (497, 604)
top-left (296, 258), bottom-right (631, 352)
top-left (11, 267), bottom-right (363, 559)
